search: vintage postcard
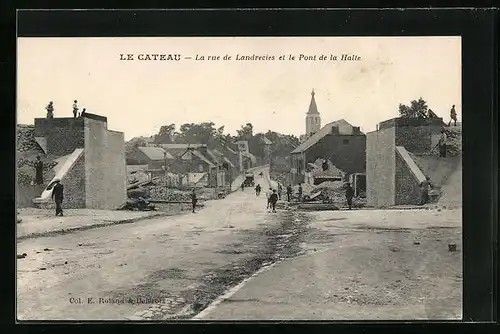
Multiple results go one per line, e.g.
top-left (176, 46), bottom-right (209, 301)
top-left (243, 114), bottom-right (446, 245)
top-left (16, 36), bottom-right (462, 321)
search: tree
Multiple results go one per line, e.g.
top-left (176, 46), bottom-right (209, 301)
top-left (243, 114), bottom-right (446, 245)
top-left (236, 123), bottom-right (253, 139)
top-left (398, 97), bottom-right (429, 118)
top-left (154, 124), bottom-right (176, 144)
top-left (177, 122), bottom-right (217, 144)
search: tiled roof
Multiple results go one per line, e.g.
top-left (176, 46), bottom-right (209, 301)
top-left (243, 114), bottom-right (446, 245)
top-left (138, 146), bottom-right (174, 160)
top-left (291, 119), bottom-right (361, 154)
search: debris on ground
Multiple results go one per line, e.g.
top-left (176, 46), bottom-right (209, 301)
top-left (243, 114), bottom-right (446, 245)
top-left (117, 197), bottom-right (157, 211)
top-left (17, 253), bottom-right (27, 259)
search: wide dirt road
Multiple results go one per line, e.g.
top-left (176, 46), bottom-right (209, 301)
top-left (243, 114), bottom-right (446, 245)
top-left (17, 172), bottom-right (278, 320)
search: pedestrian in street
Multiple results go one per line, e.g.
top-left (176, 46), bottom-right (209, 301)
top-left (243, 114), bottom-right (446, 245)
top-left (298, 183), bottom-right (303, 202)
top-left (419, 176), bottom-right (433, 205)
top-left (51, 178), bottom-right (64, 216)
top-left (46, 101), bottom-right (54, 119)
top-left (438, 129), bottom-right (447, 158)
top-left (241, 182), bottom-right (245, 191)
top-left (266, 188), bottom-right (273, 209)
top-left (449, 105), bottom-right (457, 126)
top-left (255, 184), bottom-right (261, 196)
top-left (269, 189), bottom-right (279, 213)
top-left (277, 184), bottom-right (282, 200)
top-left (34, 155), bottom-right (44, 185)
top-left (286, 184), bottom-right (292, 202)
top-left (73, 100), bottom-right (79, 119)
top-left (191, 189), bottom-right (198, 213)
top-left (345, 182), bottom-right (354, 210)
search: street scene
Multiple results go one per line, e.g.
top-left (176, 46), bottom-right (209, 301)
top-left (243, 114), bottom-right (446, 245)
top-left (16, 37), bottom-right (462, 321)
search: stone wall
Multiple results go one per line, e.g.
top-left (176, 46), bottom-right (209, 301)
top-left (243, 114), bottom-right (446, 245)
top-left (84, 118), bottom-right (126, 209)
top-left (366, 127), bottom-right (396, 207)
top-left (305, 134), bottom-right (366, 175)
top-left (34, 118), bottom-right (85, 156)
top-left (62, 154), bottom-right (86, 209)
top-left (395, 124), bottom-right (443, 154)
top-left (395, 151), bottom-right (421, 205)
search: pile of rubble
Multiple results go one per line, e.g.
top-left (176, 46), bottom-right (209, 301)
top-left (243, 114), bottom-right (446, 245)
top-left (312, 180), bottom-right (346, 203)
top-left (444, 127), bottom-right (462, 156)
top-left (17, 125), bottom-right (44, 153)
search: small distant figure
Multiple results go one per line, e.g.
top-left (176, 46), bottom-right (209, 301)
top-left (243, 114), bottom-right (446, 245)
top-left (34, 156), bottom-right (44, 185)
top-left (51, 179), bottom-right (64, 216)
top-left (73, 100), bottom-right (79, 119)
top-left (419, 176), bottom-right (433, 205)
top-left (438, 129), bottom-right (447, 158)
top-left (449, 105), bottom-right (457, 126)
top-left (80, 108), bottom-right (86, 117)
top-left (46, 101), bottom-right (54, 119)
top-left (286, 184), bottom-right (293, 202)
top-left (277, 184), bottom-right (282, 200)
top-left (345, 182), bottom-right (354, 210)
top-left (255, 184), bottom-right (261, 196)
top-left (241, 182), bottom-right (245, 191)
top-left (297, 183), bottom-right (303, 202)
top-left (190, 189), bottom-right (197, 213)
top-left (269, 189), bottom-right (279, 213)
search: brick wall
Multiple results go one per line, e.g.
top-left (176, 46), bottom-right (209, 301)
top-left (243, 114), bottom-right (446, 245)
top-left (305, 134), bottom-right (366, 174)
top-left (34, 118), bottom-right (85, 156)
top-left (84, 119), bottom-right (126, 209)
top-left (366, 127), bottom-right (396, 207)
top-left (395, 152), bottom-right (421, 205)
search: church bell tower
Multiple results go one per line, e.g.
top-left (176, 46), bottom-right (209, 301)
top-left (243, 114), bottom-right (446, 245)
top-left (305, 89), bottom-right (321, 137)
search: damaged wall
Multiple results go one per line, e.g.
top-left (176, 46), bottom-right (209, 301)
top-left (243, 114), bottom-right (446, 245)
top-left (84, 118), bottom-right (126, 209)
top-left (34, 118), bottom-right (85, 156)
top-left (366, 127), bottom-right (396, 208)
top-left (395, 152), bottom-right (421, 205)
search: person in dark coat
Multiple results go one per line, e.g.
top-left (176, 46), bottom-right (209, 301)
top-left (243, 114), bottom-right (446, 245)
top-left (191, 189), bottom-right (198, 213)
top-left (255, 184), bottom-right (261, 196)
top-left (449, 105), bottom-right (457, 126)
top-left (34, 156), bottom-right (44, 185)
top-left (46, 101), bottom-right (54, 119)
top-left (438, 130), bottom-right (447, 158)
top-left (269, 190), bottom-right (279, 213)
top-left (286, 184), bottom-right (293, 202)
top-left (345, 182), bottom-right (354, 210)
top-left (51, 179), bottom-right (64, 216)
top-left (419, 176), bottom-right (433, 205)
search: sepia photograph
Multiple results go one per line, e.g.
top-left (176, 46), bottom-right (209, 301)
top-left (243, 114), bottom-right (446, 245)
top-left (16, 36), bottom-right (462, 321)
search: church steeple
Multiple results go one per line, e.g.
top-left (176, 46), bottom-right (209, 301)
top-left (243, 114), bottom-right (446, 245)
top-left (307, 89), bottom-right (320, 115)
top-left (305, 89), bottom-right (321, 137)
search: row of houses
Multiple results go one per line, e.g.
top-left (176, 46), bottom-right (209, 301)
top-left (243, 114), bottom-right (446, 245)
top-left (126, 142), bottom-right (258, 188)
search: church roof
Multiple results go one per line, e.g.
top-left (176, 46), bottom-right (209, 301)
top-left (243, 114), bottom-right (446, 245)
top-left (306, 89), bottom-right (320, 115)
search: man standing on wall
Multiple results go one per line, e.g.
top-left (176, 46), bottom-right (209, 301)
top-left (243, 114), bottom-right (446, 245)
top-left (73, 100), bottom-right (79, 119)
top-left (46, 101), bottom-right (54, 119)
top-left (449, 105), bottom-right (457, 126)
top-left (34, 156), bottom-right (44, 185)
top-left (51, 178), bottom-right (64, 216)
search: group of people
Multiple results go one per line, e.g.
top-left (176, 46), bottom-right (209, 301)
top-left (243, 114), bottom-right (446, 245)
top-left (45, 100), bottom-right (87, 119)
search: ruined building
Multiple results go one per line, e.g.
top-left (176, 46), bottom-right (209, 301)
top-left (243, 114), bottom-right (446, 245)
top-left (23, 113), bottom-right (127, 210)
top-left (366, 116), bottom-right (462, 208)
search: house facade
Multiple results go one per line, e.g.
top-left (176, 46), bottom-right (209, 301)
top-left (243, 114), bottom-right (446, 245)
top-left (290, 119), bottom-right (366, 184)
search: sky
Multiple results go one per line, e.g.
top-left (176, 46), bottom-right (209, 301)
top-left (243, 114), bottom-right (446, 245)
top-left (17, 37), bottom-right (461, 141)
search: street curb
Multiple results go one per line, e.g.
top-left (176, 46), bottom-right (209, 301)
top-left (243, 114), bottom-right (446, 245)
top-left (16, 212), bottom-right (174, 241)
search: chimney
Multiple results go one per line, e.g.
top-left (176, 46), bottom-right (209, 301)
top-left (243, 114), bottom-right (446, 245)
top-left (353, 126), bottom-right (361, 135)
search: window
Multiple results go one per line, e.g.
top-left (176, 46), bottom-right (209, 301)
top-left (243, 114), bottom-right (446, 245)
top-left (342, 139), bottom-right (350, 145)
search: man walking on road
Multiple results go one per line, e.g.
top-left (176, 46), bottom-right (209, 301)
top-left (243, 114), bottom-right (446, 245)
top-left (345, 182), bottom-right (354, 210)
top-left (255, 184), bottom-right (261, 196)
top-left (298, 183), bottom-right (303, 202)
top-left (277, 184), bottom-right (282, 200)
top-left (286, 184), bottom-right (293, 202)
top-left (269, 190), bottom-right (279, 213)
top-left (191, 189), bottom-right (198, 213)
top-left (266, 188), bottom-right (273, 209)
top-left (51, 178), bottom-right (64, 216)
